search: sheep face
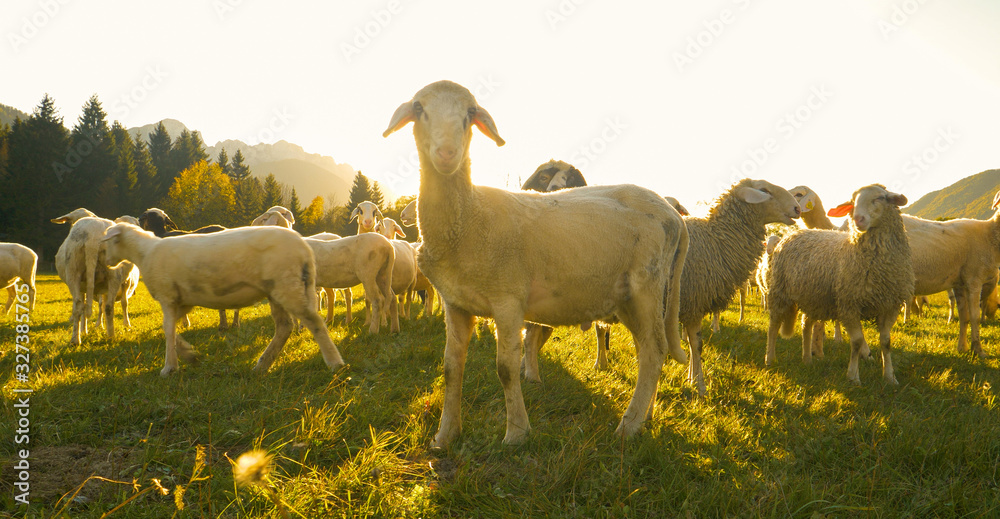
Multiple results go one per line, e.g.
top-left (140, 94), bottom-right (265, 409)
top-left (350, 201), bottom-right (383, 232)
top-left (400, 200), bottom-right (417, 227)
top-left (789, 186), bottom-right (821, 214)
top-left (139, 208), bottom-right (178, 236)
top-left (101, 223), bottom-right (147, 267)
top-left (736, 179), bottom-right (801, 225)
top-left (383, 80), bottom-right (504, 176)
top-left (375, 218), bottom-right (406, 240)
top-left (522, 160), bottom-right (587, 192)
top-left (765, 235), bottom-right (781, 255)
top-left (265, 206), bottom-right (295, 225)
top-left (51, 208), bottom-right (97, 225)
top-left (830, 184), bottom-right (907, 232)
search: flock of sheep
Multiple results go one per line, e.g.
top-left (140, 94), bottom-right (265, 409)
top-left (2, 80), bottom-right (998, 448)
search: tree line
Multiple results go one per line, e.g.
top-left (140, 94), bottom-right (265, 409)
top-left (0, 94), bottom-right (415, 268)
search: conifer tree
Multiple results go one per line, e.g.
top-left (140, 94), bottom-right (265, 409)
top-left (370, 181), bottom-right (386, 211)
top-left (262, 173), bottom-right (284, 209)
top-left (69, 94), bottom-right (114, 211)
top-left (230, 149), bottom-right (251, 181)
top-left (216, 148), bottom-right (231, 177)
top-left (288, 188), bottom-right (302, 223)
top-left (147, 121), bottom-right (173, 198)
top-left (132, 137), bottom-right (158, 209)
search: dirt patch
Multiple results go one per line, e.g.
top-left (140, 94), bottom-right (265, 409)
top-left (1, 444), bottom-right (144, 505)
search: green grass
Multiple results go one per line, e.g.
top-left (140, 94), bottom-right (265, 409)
top-left (2, 275), bottom-right (1000, 517)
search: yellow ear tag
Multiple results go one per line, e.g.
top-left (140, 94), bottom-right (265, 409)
top-left (805, 201), bottom-right (814, 211)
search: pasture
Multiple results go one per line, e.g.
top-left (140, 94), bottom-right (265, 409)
top-left (1, 274), bottom-right (999, 517)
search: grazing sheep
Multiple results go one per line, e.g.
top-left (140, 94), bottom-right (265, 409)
top-left (374, 217), bottom-right (417, 326)
top-left (673, 179), bottom-right (801, 397)
top-left (1, 243), bottom-right (37, 316)
top-left (55, 216), bottom-right (134, 344)
top-left (900, 195), bottom-right (1000, 359)
top-left (350, 201), bottom-right (383, 234)
top-left (766, 184), bottom-right (913, 384)
top-left (51, 208), bottom-right (97, 226)
top-left (304, 233), bottom-right (395, 333)
top-left (102, 223), bottom-right (344, 375)
top-left (139, 208), bottom-right (235, 330)
top-left (383, 80), bottom-right (688, 446)
top-left (250, 206), bottom-right (295, 228)
top-left (788, 185), bottom-right (845, 346)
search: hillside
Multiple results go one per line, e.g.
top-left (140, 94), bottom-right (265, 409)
top-left (905, 168), bottom-right (1000, 220)
top-left (128, 118), bottom-right (190, 143)
top-left (252, 158), bottom-right (352, 205)
top-left (0, 103), bottom-right (29, 127)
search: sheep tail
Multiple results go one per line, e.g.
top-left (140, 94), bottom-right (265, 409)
top-left (664, 221), bottom-right (689, 360)
top-left (778, 304), bottom-right (798, 339)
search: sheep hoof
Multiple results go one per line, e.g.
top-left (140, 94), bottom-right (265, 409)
top-left (885, 376), bottom-right (898, 385)
top-left (160, 366), bottom-right (176, 377)
top-left (501, 430), bottom-right (529, 446)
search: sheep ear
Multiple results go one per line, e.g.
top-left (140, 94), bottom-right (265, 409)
top-left (376, 207), bottom-right (384, 220)
top-left (349, 207), bottom-right (361, 222)
top-left (736, 186), bottom-right (771, 204)
top-left (992, 191), bottom-right (1000, 211)
top-left (885, 192), bottom-right (907, 207)
top-left (828, 202), bottom-right (853, 217)
top-left (164, 215), bottom-right (179, 230)
top-left (569, 167), bottom-right (587, 187)
top-left (394, 227), bottom-right (406, 239)
top-left (102, 226), bottom-right (122, 242)
top-left (472, 106), bottom-right (505, 147)
top-left (51, 216), bottom-right (69, 224)
top-left (383, 101), bottom-right (415, 138)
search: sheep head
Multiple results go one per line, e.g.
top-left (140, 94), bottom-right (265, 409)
top-left (789, 185), bottom-right (820, 213)
top-left (101, 222), bottom-right (152, 267)
top-left (662, 196), bottom-right (690, 216)
top-left (383, 80), bottom-right (504, 175)
top-left (139, 208), bottom-right (178, 235)
top-left (350, 201), bottom-right (383, 232)
top-left (51, 208), bottom-right (98, 225)
top-left (828, 184), bottom-right (906, 232)
top-left (734, 179), bottom-right (801, 225)
top-left (375, 217), bottom-right (406, 240)
top-left (522, 160), bottom-right (587, 192)
top-left (400, 200), bottom-right (417, 227)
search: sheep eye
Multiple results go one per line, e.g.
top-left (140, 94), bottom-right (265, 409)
top-left (413, 102), bottom-right (424, 117)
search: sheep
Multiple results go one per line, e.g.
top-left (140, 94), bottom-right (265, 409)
top-left (302, 232), bottom-right (355, 322)
top-left (306, 232), bottom-right (342, 241)
top-left (374, 217), bottom-right (417, 326)
top-left (898, 193), bottom-right (1000, 359)
top-left (520, 159), bottom-right (588, 192)
top-left (1, 243), bottom-right (37, 316)
top-left (665, 180), bottom-right (800, 397)
top-left (304, 233), bottom-right (395, 333)
top-left (766, 184), bottom-right (913, 384)
top-left (250, 206), bottom-right (295, 228)
top-left (101, 223), bottom-right (344, 375)
top-left (383, 80), bottom-right (689, 446)
top-left (50, 208), bottom-right (97, 226)
top-left (55, 216), bottom-right (135, 345)
top-left (139, 208), bottom-right (235, 330)
top-left (400, 200), bottom-right (418, 227)
top-left (350, 201), bottom-right (383, 234)
top-left (398, 201), bottom-right (440, 317)
top-left (788, 185), bottom-right (845, 346)
top-left (115, 215), bottom-right (140, 226)
top-left (754, 235), bottom-right (781, 310)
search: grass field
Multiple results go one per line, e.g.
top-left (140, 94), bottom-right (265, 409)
top-left (1, 274), bottom-right (999, 517)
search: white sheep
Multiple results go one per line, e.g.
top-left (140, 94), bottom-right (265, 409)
top-left (101, 223), bottom-right (344, 375)
top-left (1, 243), bottom-right (37, 316)
top-left (304, 233), bottom-right (395, 333)
top-left (55, 216), bottom-right (135, 344)
top-left (374, 217), bottom-right (417, 326)
top-left (50, 208), bottom-right (97, 226)
top-left (250, 206), bottom-right (295, 228)
top-left (303, 232), bottom-right (355, 323)
top-left (766, 184), bottom-right (913, 384)
top-left (383, 80), bottom-right (688, 446)
top-left (754, 235), bottom-right (781, 310)
top-left (397, 203), bottom-right (439, 317)
top-left (899, 193), bottom-right (1000, 358)
top-left (789, 185), bottom-right (844, 346)
top-left (350, 201), bottom-right (383, 234)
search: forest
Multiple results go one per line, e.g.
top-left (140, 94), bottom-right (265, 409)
top-left (0, 94), bottom-right (412, 268)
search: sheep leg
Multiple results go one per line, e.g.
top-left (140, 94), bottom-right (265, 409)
top-left (103, 295), bottom-right (115, 341)
top-left (614, 293), bottom-right (670, 436)
top-left (343, 288), bottom-right (353, 324)
top-left (218, 309), bottom-right (229, 330)
top-left (801, 315), bottom-right (814, 364)
top-left (834, 322), bottom-right (843, 342)
top-left (121, 295), bottom-right (132, 329)
top-left (594, 323), bottom-right (611, 371)
top-left (521, 323), bottom-right (552, 382)
top-left (948, 290), bottom-right (956, 324)
top-left (765, 310), bottom-right (784, 367)
top-left (877, 311), bottom-right (898, 385)
top-left (254, 300), bottom-right (295, 373)
top-left (432, 304), bottom-right (476, 450)
top-left (389, 295), bottom-right (401, 333)
top-left (323, 288), bottom-right (336, 323)
top-left (811, 320), bottom-right (825, 359)
top-left (684, 322), bottom-right (707, 397)
top-left (3, 286), bottom-right (13, 314)
top-left (494, 305), bottom-right (531, 445)
top-left (295, 306), bottom-right (345, 371)
top-left (954, 288), bottom-right (970, 354)
top-left (160, 303), bottom-right (183, 376)
top-left (738, 285), bottom-right (746, 323)
top-left (69, 292), bottom-right (85, 346)
top-left (711, 311), bottom-right (720, 332)
top-left (844, 320), bottom-right (867, 385)
top-left (964, 281), bottom-right (987, 359)
top-left (233, 309), bottom-right (241, 328)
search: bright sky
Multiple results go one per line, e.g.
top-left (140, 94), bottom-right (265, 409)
top-left (5, 0), bottom-right (999, 215)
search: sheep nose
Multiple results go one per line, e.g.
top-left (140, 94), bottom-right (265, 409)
top-left (436, 147), bottom-right (457, 162)
top-left (794, 206), bottom-right (801, 217)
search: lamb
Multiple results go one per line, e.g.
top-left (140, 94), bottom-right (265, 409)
top-left (350, 201), bottom-right (383, 234)
top-left (788, 185), bottom-right (844, 346)
top-left (898, 194), bottom-right (1000, 358)
top-left (304, 233), bottom-right (395, 333)
top-left (765, 184), bottom-right (913, 384)
top-left (1, 243), bottom-right (37, 316)
top-left (374, 217), bottom-right (417, 325)
top-left (55, 216), bottom-right (136, 344)
top-left (139, 208), bottom-right (235, 329)
top-left (101, 223), bottom-right (344, 375)
top-left (668, 180), bottom-right (801, 397)
top-left (383, 80), bottom-right (689, 446)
